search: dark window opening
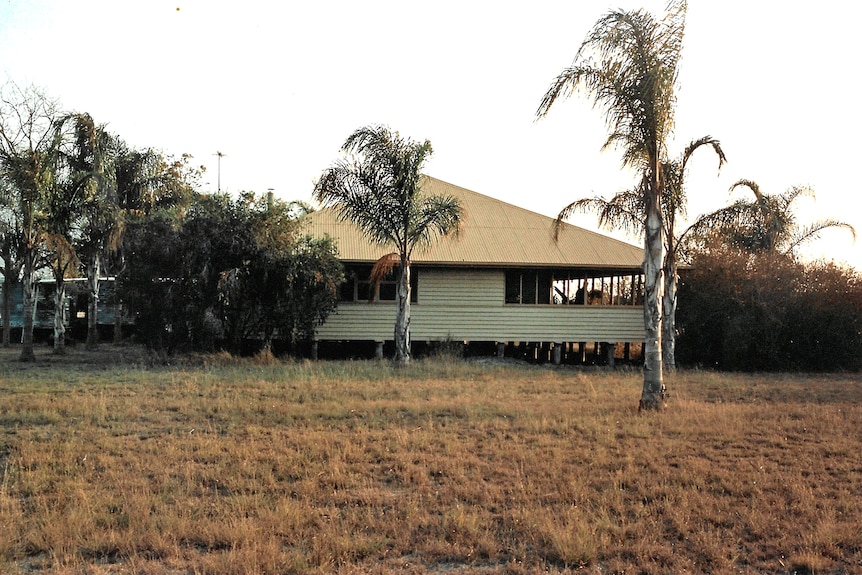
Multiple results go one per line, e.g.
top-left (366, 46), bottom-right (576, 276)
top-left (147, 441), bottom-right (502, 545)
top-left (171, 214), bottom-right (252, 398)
top-left (550, 272), bottom-right (645, 306)
top-left (505, 273), bottom-right (521, 304)
top-left (339, 264), bottom-right (418, 303)
top-left (506, 270), bottom-right (645, 306)
top-left (505, 270), bottom-right (552, 305)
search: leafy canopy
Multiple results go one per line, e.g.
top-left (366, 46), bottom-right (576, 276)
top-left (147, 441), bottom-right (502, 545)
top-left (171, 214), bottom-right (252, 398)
top-left (313, 125), bottom-right (462, 260)
top-left (537, 1), bottom-right (686, 178)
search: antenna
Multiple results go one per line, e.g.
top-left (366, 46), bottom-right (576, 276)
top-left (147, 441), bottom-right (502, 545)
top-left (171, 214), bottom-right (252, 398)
top-left (214, 151), bottom-right (226, 192)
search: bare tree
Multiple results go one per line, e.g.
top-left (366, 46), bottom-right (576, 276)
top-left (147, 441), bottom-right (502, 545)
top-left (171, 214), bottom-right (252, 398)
top-left (0, 82), bottom-right (62, 361)
top-left (0, 175), bottom-right (26, 346)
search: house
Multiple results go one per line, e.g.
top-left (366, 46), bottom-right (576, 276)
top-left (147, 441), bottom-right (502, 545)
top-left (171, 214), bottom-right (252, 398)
top-left (1, 278), bottom-right (126, 340)
top-left (306, 176), bottom-right (646, 364)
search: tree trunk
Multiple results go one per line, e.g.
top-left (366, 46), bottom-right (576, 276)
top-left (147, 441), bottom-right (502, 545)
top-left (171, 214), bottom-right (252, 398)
top-left (640, 198), bottom-right (664, 410)
top-left (53, 278), bottom-right (66, 354)
top-left (20, 254), bottom-right (36, 362)
top-left (86, 256), bottom-right (101, 350)
top-left (393, 259), bottom-right (411, 365)
top-left (662, 258), bottom-right (677, 372)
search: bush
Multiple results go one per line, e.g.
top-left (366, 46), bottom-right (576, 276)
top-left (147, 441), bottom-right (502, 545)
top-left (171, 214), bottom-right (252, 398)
top-left (677, 248), bottom-right (862, 371)
top-left (117, 193), bottom-right (342, 354)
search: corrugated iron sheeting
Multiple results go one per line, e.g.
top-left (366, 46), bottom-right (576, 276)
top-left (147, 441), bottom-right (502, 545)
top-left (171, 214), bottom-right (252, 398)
top-left (306, 175), bottom-right (644, 270)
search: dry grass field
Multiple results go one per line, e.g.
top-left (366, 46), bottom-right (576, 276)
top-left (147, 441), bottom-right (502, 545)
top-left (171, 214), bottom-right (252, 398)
top-left (0, 345), bottom-right (860, 574)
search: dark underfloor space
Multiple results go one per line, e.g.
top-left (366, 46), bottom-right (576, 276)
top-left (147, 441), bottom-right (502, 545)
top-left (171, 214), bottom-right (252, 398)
top-left (314, 339), bottom-right (643, 365)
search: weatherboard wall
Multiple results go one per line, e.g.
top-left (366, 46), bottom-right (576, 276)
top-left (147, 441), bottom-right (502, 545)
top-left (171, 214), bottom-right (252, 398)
top-left (315, 268), bottom-right (643, 344)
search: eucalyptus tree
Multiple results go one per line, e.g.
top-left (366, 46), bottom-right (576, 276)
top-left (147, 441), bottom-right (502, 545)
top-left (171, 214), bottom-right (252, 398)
top-left (0, 176), bottom-right (25, 346)
top-left (537, 1), bottom-right (687, 408)
top-left (313, 125), bottom-right (462, 365)
top-left (0, 82), bottom-right (63, 361)
top-left (556, 136), bottom-right (725, 371)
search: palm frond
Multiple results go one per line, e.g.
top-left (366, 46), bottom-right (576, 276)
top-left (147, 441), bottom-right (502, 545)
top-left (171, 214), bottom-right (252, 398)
top-left (694, 176), bottom-right (855, 258)
top-left (681, 135), bottom-right (726, 173)
top-left (783, 220), bottom-right (856, 255)
top-left (536, 65), bottom-right (597, 119)
top-left (314, 124), bottom-right (462, 263)
top-left (664, 135), bottom-right (725, 229)
top-left (368, 252), bottom-right (400, 303)
top-left (407, 194), bottom-right (462, 257)
top-left (554, 192), bottom-right (644, 241)
top-left (677, 200), bottom-right (751, 253)
top-left (537, 2), bottom-right (684, 179)
top-left (729, 179), bottom-right (762, 202)
top-left (780, 185), bottom-right (815, 210)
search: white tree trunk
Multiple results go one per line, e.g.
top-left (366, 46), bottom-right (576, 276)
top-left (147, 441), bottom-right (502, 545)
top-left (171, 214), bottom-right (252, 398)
top-left (640, 201), bottom-right (665, 410)
top-left (394, 260), bottom-right (411, 365)
top-left (20, 253), bottom-right (37, 362)
top-left (53, 279), bottom-right (66, 354)
top-left (662, 259), bottom-right (677, 371)
top-left (86, 256), bottom-right (101, 350)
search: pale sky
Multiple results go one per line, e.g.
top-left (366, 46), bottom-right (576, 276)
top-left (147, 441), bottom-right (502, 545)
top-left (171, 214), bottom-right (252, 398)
top-left (1, 0), bottom-right (859, 268)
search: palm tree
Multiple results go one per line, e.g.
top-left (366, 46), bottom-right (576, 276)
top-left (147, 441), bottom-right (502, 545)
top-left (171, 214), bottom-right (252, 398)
top-left (728, 180), bottom-right (856, 256)
top-left (77, 129), bottom-right (124, 350)
top-left (44, 112), bottom-right (106, 354)
top-left (659, 137), bottom-right (726, 370)
top-left (313, 125), bottom-right (462, 365)
top-left (689, 179), bottom-right (855, 257)
top-left (537, 1), bottom-right (687, 409)
top-left (557, 136), bottom-right (725, 371)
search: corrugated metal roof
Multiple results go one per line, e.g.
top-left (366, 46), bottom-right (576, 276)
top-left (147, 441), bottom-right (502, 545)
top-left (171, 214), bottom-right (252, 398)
top-left (306, 175), bottom-right (644, 271)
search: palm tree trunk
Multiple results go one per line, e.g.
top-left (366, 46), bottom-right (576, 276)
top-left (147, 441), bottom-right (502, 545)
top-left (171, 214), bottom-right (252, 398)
top-left (394, 259), bottom-right (411, 365)
top-left (20, 253), bottom-right (36, 362)
top-left (86, 256), bottom-right (101, 350)
top-left (53, 277), bottom-right (66, 354)
top-left (662, 259), bottom-right (677, 371)
top-left (640, 199), bottom-right (665, 410)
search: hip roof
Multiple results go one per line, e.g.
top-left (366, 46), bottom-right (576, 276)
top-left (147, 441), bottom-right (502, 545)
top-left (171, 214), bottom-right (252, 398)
top-left (306, 175), bottom-right (643, 271)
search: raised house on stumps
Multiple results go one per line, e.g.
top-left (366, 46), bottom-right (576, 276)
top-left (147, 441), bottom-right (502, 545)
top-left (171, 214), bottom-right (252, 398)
top-left (307, 176), bottom-right (645, 364)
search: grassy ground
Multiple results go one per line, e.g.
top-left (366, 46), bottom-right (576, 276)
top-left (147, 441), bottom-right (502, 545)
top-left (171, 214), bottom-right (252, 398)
top-left (0, 344), bottom-right (860, 574)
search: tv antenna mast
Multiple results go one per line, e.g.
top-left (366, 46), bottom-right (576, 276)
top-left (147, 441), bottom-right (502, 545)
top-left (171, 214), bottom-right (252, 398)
top-left (214, 151), bottom-right (226, 192)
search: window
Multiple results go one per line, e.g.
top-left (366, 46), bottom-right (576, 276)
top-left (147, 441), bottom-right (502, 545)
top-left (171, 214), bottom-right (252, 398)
top-left (505, 273), bottom-right (522, 304)
top-left (339, 267), bottom-right (363, 301)
top-left (378, 274), bottom-right (397, 301)
top-left (505, 270), bottom-right (552, 304)
top-left (339, 265), bottom-right (418, 303)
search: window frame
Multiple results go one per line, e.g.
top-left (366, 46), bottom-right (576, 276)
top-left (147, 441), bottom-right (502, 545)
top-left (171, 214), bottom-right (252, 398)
top-left (504, 270), bottom-right (552, 305)
top-left (339, 264), bottom-right (418, 303)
